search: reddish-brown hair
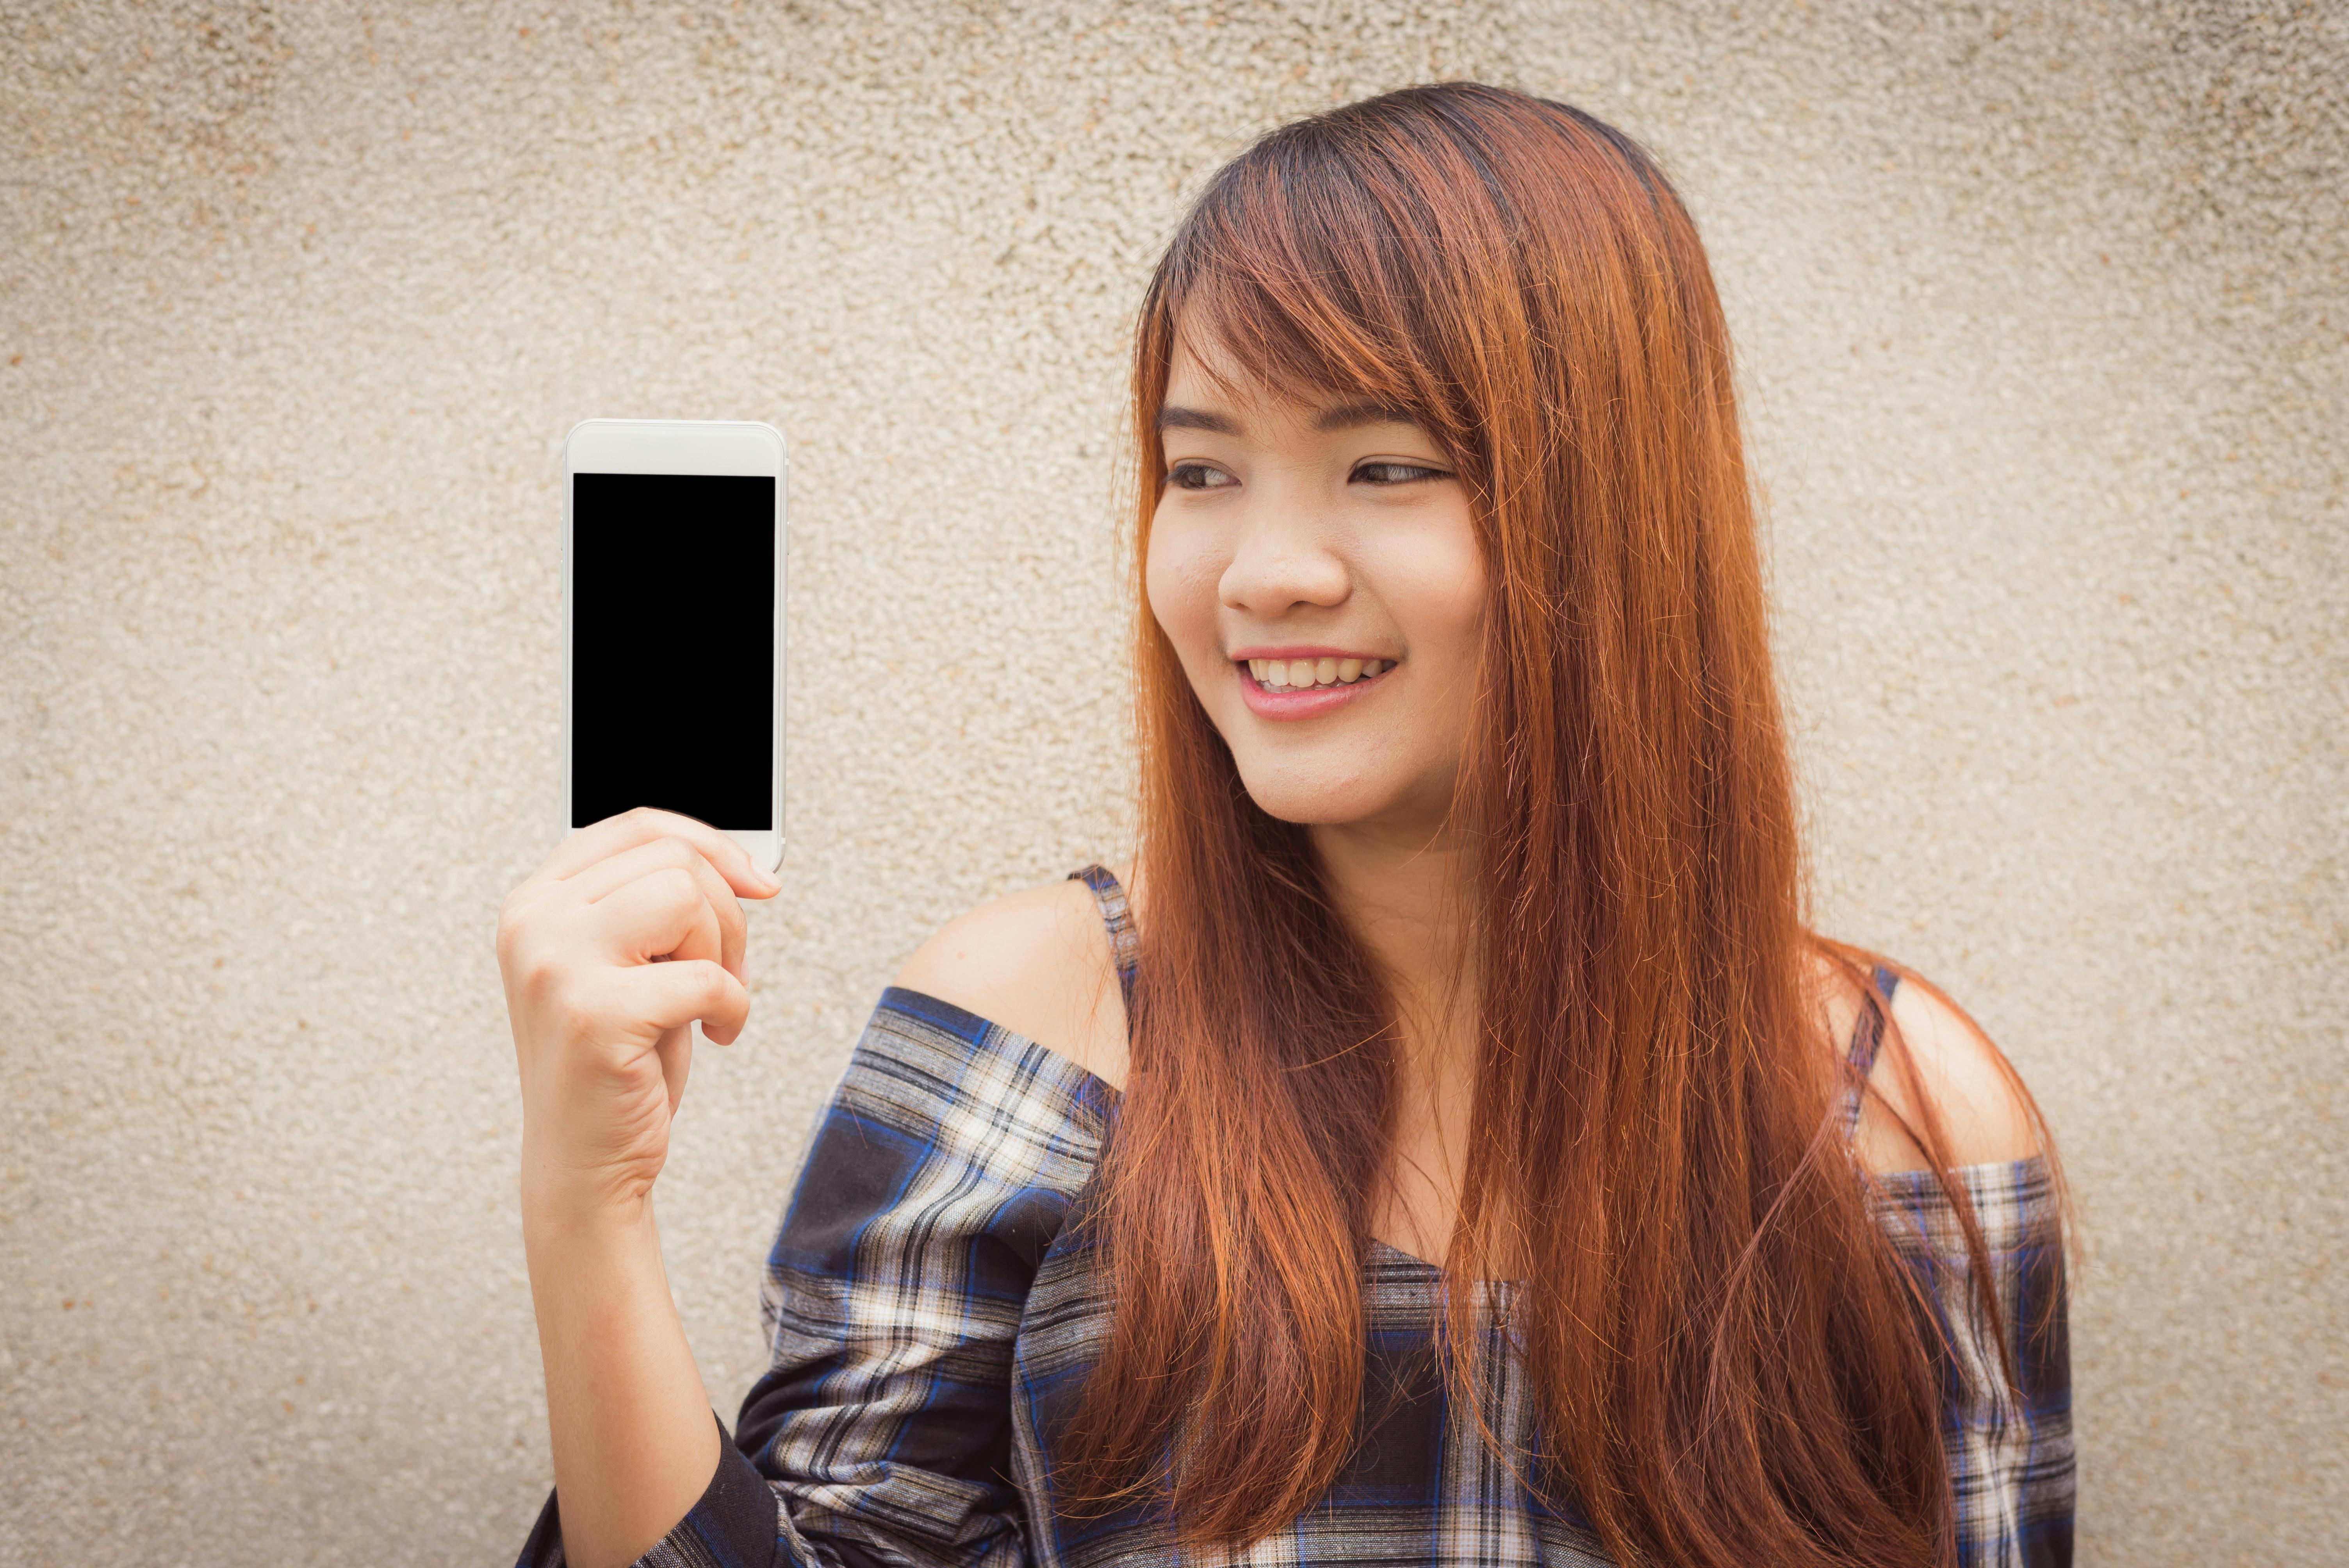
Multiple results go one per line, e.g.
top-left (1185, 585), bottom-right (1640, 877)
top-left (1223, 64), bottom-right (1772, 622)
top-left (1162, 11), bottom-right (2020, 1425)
top-left (1059, 83), bottom-right (2059, 1567)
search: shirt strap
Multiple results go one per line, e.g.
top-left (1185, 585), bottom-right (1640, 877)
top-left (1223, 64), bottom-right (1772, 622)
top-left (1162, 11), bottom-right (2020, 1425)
top-left (1068, 864), bottom-right (1139, 1022)
top-left (1841, 963), bottom-right (1902, 1142)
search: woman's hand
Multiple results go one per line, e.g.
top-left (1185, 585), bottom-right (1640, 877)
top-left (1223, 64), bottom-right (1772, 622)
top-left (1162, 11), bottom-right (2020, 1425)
top-left (496, 806), bottom-right (781, 1217)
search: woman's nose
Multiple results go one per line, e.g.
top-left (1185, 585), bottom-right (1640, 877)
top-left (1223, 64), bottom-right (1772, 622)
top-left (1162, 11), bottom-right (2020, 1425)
top-left (1218, 510), bottom-right (1350, 615)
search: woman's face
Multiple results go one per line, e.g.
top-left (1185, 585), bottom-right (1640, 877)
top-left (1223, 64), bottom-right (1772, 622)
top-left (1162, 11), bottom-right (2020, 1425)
top-left (1145, 333), bottom-right (1487, 834)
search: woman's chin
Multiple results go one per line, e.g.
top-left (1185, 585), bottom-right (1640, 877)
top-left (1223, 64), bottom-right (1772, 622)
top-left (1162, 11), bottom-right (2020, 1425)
top-left (1234, 765), bottom-right (1445, 835)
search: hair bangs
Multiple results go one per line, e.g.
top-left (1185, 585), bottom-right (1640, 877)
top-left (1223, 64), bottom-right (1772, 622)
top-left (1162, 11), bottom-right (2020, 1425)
top-left (1143, 134), bottom-right (1457, 442)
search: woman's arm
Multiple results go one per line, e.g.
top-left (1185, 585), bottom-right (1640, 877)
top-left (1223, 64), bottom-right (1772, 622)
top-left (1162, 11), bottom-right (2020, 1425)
top-left (1839, 966), bottom-right (2075, 1567)
top-left (1875, 1153), bottom-right (2075, 1568)
top-left (496, 807), bottom-right (779, 1568)
top-left (521, 1190), bottom-right (718, 1568)
top-left (720, 987), bottom-right (1112, 1566)
top-left (503, 867), bottom-right (1126, 1568)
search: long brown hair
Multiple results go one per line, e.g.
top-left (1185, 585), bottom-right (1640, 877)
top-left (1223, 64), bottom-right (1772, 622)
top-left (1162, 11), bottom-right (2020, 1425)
top-left (1059, 83), bottom-right (2058, 1567)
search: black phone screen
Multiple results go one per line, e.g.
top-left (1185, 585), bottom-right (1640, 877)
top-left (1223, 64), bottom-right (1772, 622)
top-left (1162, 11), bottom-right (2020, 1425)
top-left (569, 472), bottom-right (775, 831)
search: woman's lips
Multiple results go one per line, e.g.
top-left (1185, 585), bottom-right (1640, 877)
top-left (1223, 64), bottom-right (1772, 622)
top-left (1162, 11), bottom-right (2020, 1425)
top-left (1233, 656), bottom-right (1398, 721)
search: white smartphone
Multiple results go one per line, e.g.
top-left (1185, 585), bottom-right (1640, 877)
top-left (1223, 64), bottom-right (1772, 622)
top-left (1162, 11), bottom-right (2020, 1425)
top-left (561, 418), bottom-right (787, 874)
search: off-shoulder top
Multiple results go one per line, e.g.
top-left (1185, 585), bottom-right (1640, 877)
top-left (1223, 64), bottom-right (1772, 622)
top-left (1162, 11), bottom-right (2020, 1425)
top-left (518, 864), bottom-right (2073, 1568)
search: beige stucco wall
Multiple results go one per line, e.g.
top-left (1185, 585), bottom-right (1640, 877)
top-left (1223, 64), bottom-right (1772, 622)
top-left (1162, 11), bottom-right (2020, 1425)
top-left (3, 2), bottom-right (2341, 1562)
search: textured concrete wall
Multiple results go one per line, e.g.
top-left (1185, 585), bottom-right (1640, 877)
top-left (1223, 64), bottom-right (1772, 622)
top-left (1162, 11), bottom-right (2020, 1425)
top-left (3, 3), bottom-right (2340, 1562)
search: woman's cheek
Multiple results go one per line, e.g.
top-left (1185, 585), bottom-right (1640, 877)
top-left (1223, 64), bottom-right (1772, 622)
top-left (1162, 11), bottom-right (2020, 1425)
top-left (1420, 511), bottom-right (1487, 633)
top-left (1144, 512), bottom-right (1228, 683)
top-left (1372, 517), bottom-right (1486, 747)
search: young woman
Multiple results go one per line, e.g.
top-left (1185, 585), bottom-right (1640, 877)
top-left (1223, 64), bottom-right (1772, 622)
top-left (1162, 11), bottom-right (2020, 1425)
top-left (500, 83), bottom-right (2073, 1568)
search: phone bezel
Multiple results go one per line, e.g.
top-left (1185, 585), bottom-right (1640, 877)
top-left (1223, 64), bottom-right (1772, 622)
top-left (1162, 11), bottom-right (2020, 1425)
top-left (561, 418), bottom-right (788, 873)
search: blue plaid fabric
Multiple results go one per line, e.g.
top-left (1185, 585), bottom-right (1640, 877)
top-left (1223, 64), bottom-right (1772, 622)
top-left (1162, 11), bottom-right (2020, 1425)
top-left (519, 869), bottom-right (2072, 1568)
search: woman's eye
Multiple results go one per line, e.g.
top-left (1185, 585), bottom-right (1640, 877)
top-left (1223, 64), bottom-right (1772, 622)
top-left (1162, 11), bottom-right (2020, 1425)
top-left (1168, 462), bottom-right (1237, 491)
top-left (1352, 461), bottom-right (1446, 486)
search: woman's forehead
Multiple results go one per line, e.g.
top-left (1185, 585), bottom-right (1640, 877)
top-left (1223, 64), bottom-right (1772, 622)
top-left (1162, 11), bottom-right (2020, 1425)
top-left (1164, 330), bottom-right (1416, 433)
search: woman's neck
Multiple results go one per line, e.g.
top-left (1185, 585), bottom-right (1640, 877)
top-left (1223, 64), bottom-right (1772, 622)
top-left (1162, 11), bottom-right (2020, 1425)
top-left (1310, 813), bottom-right (1486, 1269)
top-left (1308, 815), bottom-right (1476, 1062)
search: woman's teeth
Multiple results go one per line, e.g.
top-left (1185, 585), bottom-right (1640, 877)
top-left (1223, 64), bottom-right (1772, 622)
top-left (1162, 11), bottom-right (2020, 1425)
top-left (1248, 656), bottom-right (1390, 690)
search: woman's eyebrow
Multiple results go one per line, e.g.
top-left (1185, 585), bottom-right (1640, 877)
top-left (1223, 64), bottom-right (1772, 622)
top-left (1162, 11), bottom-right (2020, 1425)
top-left (1156, 401), bottom-right (1419, 436)
top-left (1158, 406), bottom-right (1243, 435)
top-left (1312, 400), bottom-right (1420, 433)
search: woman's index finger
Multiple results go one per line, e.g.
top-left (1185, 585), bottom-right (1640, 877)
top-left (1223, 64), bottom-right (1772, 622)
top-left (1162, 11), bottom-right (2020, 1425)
top-left (540, 807), bottom-right (772, 893)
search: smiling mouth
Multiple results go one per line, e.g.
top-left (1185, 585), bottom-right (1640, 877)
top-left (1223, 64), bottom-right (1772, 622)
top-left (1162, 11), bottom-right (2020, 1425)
top-left (1240, 655), bottom-right (1397, 692)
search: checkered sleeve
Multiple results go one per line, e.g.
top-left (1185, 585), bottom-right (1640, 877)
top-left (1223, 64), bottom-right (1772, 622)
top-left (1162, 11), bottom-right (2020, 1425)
top-left (736, 987), bottom-right (1107, 1568)
top-left (1873, 1157), bottom-right (2075, 1568)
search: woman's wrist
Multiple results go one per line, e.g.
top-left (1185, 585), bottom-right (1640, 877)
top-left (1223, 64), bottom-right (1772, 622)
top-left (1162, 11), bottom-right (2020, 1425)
top-left (519, 1136), bottom-right (658, 1236)
top-left (519, 1166), bottom-right (669, 1343)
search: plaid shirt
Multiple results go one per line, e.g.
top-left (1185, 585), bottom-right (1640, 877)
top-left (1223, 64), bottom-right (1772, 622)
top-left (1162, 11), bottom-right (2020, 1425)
top-left (519, 870), bottom-right (2073, 1568)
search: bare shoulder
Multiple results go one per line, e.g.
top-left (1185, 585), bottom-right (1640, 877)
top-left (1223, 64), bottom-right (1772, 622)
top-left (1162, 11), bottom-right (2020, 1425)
top-left (1809, 951), bottom-right (2044, 1174)
top-left (889, 865), bottom-right (1134, 1092)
